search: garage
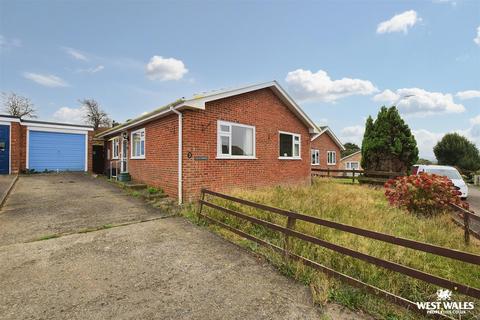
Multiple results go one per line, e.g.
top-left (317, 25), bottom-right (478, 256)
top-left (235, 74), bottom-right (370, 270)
top-left (25, 120), bottom-right (92, 172)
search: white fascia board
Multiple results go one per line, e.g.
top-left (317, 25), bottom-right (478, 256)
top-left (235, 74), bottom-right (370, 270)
top-left (22, 122), bottom-right (93, 132)
top-left (182, 81), bottom-right (320, 134)
top-left (97, 108), bottom-right (175, 138)
top-left (0, 117), bottom-right (20, 123)
top-left (340, 150), bottom-right (361, 161)
top-left (28, 126), bottom-right (90, 135)
top-left (311, 127), bottom-right (346, 151)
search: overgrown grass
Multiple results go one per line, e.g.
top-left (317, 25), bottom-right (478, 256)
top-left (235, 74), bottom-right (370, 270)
top-left (182, 178), bottom-right (480, 319)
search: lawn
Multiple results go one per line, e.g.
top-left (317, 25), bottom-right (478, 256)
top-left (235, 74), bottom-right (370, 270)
top-left (184, 178), bottom-right (480, 320)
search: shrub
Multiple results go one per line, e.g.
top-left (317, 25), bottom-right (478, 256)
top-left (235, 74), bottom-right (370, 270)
top-left (384, 173), bottom-right (468, 216)
top-left (147, 187), bottom-right (159, 194)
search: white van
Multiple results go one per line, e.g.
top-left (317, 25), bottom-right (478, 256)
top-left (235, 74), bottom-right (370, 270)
top-left (412, 165), bottom-right (468, 199)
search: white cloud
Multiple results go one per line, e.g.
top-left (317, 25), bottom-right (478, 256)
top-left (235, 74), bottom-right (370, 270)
top-left (412, 129), bottom-right (444, 160)
top-left (340, 125), bottom-right (365, 145)
top-left (376, 10), bottom-right (421, 34)
top-left (23, 72), bottom-right (69, 88)
top-left (471, 115), bottom-right (480, 125)
top-left (145, 56), bottom-right (188, 81)
top-left (52, 106), bottom-right (87, 124)
top-left (0, 34), bottom-right (21, 51)
top-left (285, 69), bottom-right (378, 102)
top-left (456, 90), bottom-right (480, 100)
top-left (77, 65), bottom-right (105, 74)
top-left (373, 88), bottom-right (465, 116)
top-left (63, 47), bottom-right (88, 61)
top-left (474, 26), bottom-right (480, 46)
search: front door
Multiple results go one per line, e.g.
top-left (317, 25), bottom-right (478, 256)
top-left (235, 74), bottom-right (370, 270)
top-left (121, 138), bottom-right (128, 173)
top-left (0, 125), bottom-right (9, 174)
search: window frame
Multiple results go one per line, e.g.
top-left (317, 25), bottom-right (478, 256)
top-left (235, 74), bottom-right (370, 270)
top-left (112, 137), bottom-right (119, 160)
top-left (327, 151), bottom-right (337, 165)
top-left (311, 149), bottom-right (320, 165)
top-left (346, 161), bottom-right (360, 170)
top-left (278, 131), bottom-right (301, 160)
top-left (130, 128), bottom-right (146, 160)
top-left (216, 120), bottom-right (256, 159)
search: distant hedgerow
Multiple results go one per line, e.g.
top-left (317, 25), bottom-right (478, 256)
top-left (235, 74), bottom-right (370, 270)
top-left (384, 173), bottom-right (468, 216)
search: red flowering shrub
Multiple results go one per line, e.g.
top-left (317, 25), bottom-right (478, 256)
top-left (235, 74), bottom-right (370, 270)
top-left (384, 173), bottom-right (468, 216)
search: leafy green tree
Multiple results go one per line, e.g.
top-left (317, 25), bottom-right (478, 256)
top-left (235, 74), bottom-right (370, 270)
top-left (361, 106), bottom-right (418, 173)
top-left (433, 133), bottom-right (480, 173)
top-left (416, 158), bottom-right (434, 165)
top-left (341, 142), bottom-right (360, 158)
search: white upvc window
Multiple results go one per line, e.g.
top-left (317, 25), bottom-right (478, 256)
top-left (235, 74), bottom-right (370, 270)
top-left (279, 131), bottom-right (301, 159)
top-left (311, 149), bottom-right (320, 165)
top-left (346, 161), bottom-right (360, 170)
top-left (327, 151), bottom-right (336, 165)
top-left (131, 128), bottom-right (145, 159)
top-left (217, 120), bottom-right (256, 159)
top-left (112, 138), bottom-right (119, 159)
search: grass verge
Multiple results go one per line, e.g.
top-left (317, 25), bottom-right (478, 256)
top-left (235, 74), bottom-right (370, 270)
top-left (182, 178), bottom-right (480, 320)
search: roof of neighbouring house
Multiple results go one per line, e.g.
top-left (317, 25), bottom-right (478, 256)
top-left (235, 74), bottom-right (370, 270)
top-left (311, 126), bottom-right (345, 151)
top-left (96, 81), bottom-right (321, 138)
top-left (340, 150), bottom-right (361, 161)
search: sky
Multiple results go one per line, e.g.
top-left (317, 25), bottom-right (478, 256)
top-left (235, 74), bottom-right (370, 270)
top-left (0, 0), bottom-right (479, 160)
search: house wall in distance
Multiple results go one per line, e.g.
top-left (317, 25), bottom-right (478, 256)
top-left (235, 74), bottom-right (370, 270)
top-left (311, 132), bottom-right (341, 170)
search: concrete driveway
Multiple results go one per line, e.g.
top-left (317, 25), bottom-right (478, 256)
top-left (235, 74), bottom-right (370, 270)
top-left (0, 174), bottom-right (359, 319)
top-left (0, 174), bottom-right (165, 245)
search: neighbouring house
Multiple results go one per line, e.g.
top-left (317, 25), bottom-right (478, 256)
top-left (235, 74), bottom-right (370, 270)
top-left (310, 126), bottom-right (345, 172)
top-left (339, 150), bottom-right (363, 174)
top-left (0, 115), bottom-right (93, 174)
top-left (96, 81), bottom-right (321, 203)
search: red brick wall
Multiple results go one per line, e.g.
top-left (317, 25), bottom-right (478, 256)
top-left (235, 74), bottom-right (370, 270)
top-left (182, 88), bottom-right (311, 201)
top-left (106, 114), bottom-right (179, 197)
top-left (10, 122), bottom-right (22, 173)
top-left (87, 131), bottom-right (93, 172)
top-left (311, 132), bottom-right (341, 170)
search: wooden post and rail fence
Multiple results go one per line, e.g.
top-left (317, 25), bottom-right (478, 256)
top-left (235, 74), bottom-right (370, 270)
top-left (311, 168), bottom-right (480, 244)
top-left (197, 188), bottom-right (480, 318)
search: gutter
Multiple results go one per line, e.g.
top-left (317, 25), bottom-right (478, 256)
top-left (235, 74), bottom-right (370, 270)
top-left (170, 106), bottom-right (183, 205)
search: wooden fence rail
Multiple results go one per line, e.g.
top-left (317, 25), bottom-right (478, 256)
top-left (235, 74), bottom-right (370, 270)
top-left (450, 204), bottom-right (480, 244)
top-left (311, 168), bottom-right (404, 182)
top-left (198, 188), bottom-right (480, 319)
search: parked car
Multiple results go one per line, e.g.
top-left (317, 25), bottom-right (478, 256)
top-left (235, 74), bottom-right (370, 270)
top-left (412, 165), bottom-right (468, 199)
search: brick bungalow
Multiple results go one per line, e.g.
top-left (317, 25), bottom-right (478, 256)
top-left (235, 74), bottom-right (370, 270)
top-left (340, 150), bottom-right (362, 171)
top-left (310, 126), bottom-right (345, 170)
top-left (97, 81), bottom-right (321, 203)
top-left (0, 115), bottom-right (93, 174)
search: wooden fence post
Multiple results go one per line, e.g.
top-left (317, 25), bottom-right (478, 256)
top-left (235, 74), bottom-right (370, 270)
top-left (284, 216), bottom-right (297, 261)
top-left (352, 168), bottom-right (356, 183)
top-left (197, 189), bottom-right (206, 219)
top-left (464, 211), bottom-right (470, 245)
top-left (327, 168), bottom-right (330, 177)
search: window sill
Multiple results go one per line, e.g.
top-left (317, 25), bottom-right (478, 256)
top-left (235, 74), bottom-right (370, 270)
top-left (312, 163), bottom-right (320, 166)
top-left (131, 156), bottom-right (146, 160)
top-left (278, 157), bottom-right (302, 160)
top-left (327, 163), bottom-right (336, 166)
top-left (112, 157), bottom-right (119, 160)
top-left (216, 156), bottom-right (257, 160)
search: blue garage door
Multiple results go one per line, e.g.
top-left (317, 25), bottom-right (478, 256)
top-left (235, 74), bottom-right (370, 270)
top-left (29, 130), bottom-right (86, 172)
top-left (0, 125), bottom-right (9, 174)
